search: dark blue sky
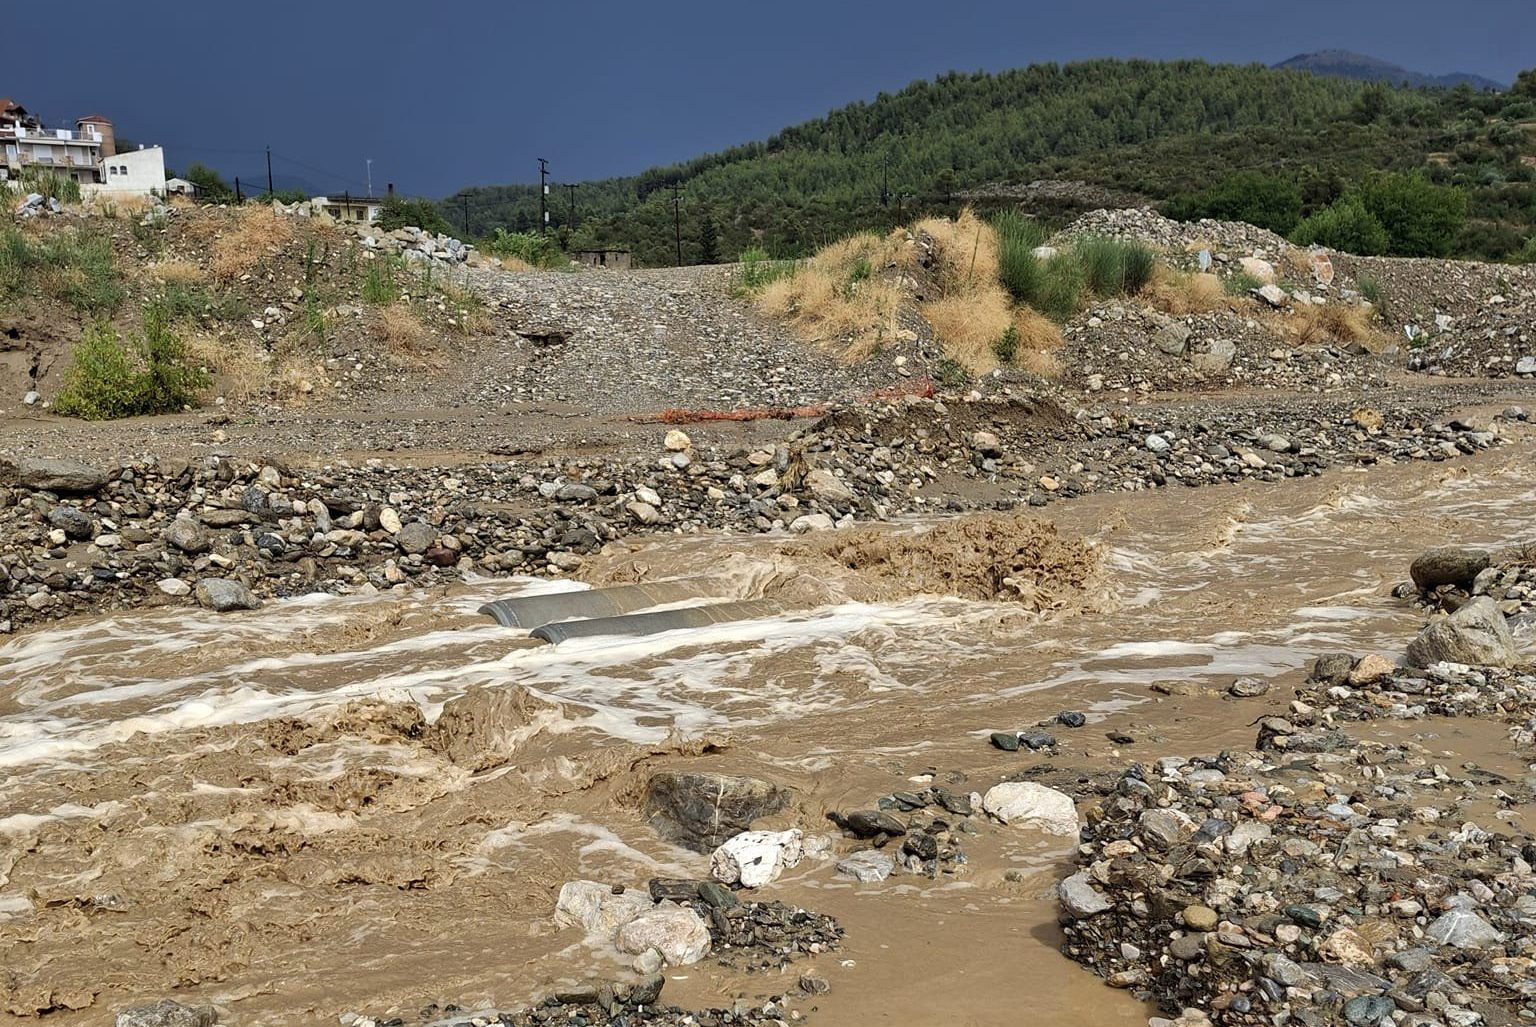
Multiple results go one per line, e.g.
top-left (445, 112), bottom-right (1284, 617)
top-left (8, 1), bottom-right (1531, 199)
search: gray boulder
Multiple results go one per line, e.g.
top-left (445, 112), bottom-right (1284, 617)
top-left (194, 578), bottom-right (262, 613)
top-left (163, 517), bottom-right (212, 554)
top-left (1, 456), bottom-right (113, 493)
top-left (1410, 546), bottom-right (1492, 590)
top-left (1425, 907), bottom-right (1503, 949)
top-left (643, 772), bottom-right (791, 853)
top-left (397, 521), bottom-right (436, 554)
top-left (1146, 312), bottom-right (1191, 357)
top-left (1406, 597), bottom-right (1519, 669)
top-left (47, 505), bottom-right (96, 540)
top-left (1058, 871), bottom-right (1112, 918)
top-left (115, 1001), bottom-right (215, 1027)
top-left (1189, 338), bottom-right (1237, 373)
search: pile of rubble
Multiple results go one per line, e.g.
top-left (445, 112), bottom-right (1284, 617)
top-left (268, 199), bottom-right (481, 266)
top-left (1055, 207), bottom-right (1295, 263)
top-left (1058, 740), bottom-right (1536, 1027)
top-left (12, 191), bottom-right (64, 219)
top-left (1058, 301), bottom-right (1391, 394)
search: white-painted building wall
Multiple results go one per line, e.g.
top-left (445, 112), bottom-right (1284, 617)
top-left (83, 146), bottom-right (166, 197)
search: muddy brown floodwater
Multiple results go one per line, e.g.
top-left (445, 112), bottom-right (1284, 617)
top-left (3, 440), bottom-right (1534, 1025)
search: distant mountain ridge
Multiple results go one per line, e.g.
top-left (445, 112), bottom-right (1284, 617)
top-left (1275, 50), bottom-right (1506, 92)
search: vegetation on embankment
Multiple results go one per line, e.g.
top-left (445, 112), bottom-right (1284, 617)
top-left (739, 208), bottom-right (1162, 378)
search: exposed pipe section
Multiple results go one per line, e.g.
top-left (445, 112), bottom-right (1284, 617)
top-left (478, 579), bottom-right (721, 629)
top-left (529, 600), bottom-right (784, 644)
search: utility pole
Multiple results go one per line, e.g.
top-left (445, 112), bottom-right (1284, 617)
top-left (671, 182), bottom-right (682, 267)
top-left (881, 151), bottom-right (890, 208)
top-left (234, 176), bottom-right (242, 203)
top-left (366, 158), bottom-right (373, 197)
top-left (462, 195), bottom-right (470, 236)
top-left (566, 184), bottom-right (578, 231)
top-left (537, 158), bottom-right (549, 234)
top-left (265, 146), bottom-right (274, 197)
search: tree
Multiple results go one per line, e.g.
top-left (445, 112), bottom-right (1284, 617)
top-left (1167, 172), bottom-right (1303, 235)
top-left (698, 211), bottom-right (719, 264)
top-left (1515, 68), bottom-right (1536, 98)
top-left (379, 196), bottom-right (454, 236)
top-left (183, 162), bottom-right (233, 202)
top-left (1291, 197), bottom-right (1390, 255)
top-left (935, 168), bottom-right (957, 203)
top-left (1354, 173), bottom-right (1468, 257)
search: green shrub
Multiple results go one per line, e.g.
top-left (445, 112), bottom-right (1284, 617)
top-left (1225, 271), bottom-right (1262, 296)
top-left (1514, 237), bottom-right (1536, 264)
top-left (362, 261), bottom-right (399, 304)
top-left (130, 211), bottom-right (167, 254)
top-left (378, 195), bottom-right (455, 236)
top-left (991, 210), bottom-right (1048, 304)
top-left (53, 307), bottom-right (206, 420)
top-left (992, 324), bottom-right (1019, 363)
top-left (1076, 236), bottom-right (1156, 296)
top-left (735, 246), bottom-right (797, 292)
top-left (0, 224), bottom-right (40, 301)
top-left (1036, 253), bottom-right (1087, 320)
top-left (1356, 274), bottom-right (1389, 317)
top-left (483, 228), bottom-right (566, 268)
top-left (935, 357), bottom-right (970, 387)
top-left (39, 229), bottom-right (123, 315)
top-left (1167, 172), bottom-right (1304, 235)
top-left (1353, 173), bottom-right (1468, 257)
top-left (18, 168), bottom-right (82, 205)
top-left (1291, 197), bottom-right (1391, 255)
top-left (304, 297), bottom-right (327, 341)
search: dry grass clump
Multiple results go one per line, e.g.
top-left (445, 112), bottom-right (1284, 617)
top-left (1007, 306), bottom-right (1065, 379)
top-left (1281, 303), bottom-right (1381, 348)
top-left (914, 208), bottom-right (998, 292)
top-left (149, 260), bottom-right (205, 285)
top-left (498, 255), bottom-right (536, 273)
top-left (186, 334), bottom-right (270, 403)
top-left (1143, 268), bottom-right (1228, 315)
top-left (924, 285), bottom-right (1012, 375)
top-left (271, 348), bottom-right (322, 401)
top-left (374, 301), bottom-right (431, 359)
top-left (210, 206), bottom-right (294, 279)
top-left (753, 231), bottom-right (907, 362)
top-left (1281, 246), bottom-right (1315, 279)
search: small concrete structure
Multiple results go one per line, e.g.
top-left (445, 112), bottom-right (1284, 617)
top-left (573, 248), bottom-right (633, 270)
top-left (86, 145), bottom-right (167, 197)
top-left (314, 195), bottom-right (384, 224)
top-left (164, 177), bottom-right (198, 197)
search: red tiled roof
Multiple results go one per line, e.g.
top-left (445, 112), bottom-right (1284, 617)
top-left (77, 114), bottom-right (113, 124)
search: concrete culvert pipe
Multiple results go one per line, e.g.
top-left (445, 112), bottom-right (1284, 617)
top-left (530, 600), bottom-right (784, 644)
top-left (479, 579), bottom-right (720, 629)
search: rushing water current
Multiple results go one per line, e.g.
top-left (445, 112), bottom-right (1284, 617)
top-left (3, 447), bottom-right (1534, 1025)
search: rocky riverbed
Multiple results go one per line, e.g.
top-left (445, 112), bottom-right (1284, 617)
top-left (0, 387), bottom-right (1523, 634)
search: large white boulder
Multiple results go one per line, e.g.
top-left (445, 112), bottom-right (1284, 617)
top-left (615, 904), bottom-right (712, 966)
top-left (555, 880), bottom-right (653, 935)
top-left (710, 829), bottom-right (804, 888)
top-left (981, 782), bottom-right (1079, 837)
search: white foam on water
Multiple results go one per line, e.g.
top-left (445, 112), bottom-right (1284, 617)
top-left (474, 812), bottom-right (698, 878)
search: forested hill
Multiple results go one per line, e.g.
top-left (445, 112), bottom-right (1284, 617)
top-left (444, 61), bottom-right (1367, 261)
top-left (442, 59), bottom-right (1536, 266)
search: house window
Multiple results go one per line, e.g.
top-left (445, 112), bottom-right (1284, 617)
top-left (109, 165), bottom-right (118, 176)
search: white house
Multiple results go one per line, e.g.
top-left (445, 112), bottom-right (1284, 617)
top-left (86, 145), bottom-right (167, 197)
top-left (165, 177), bottom-right (197, 197)
top-left (313, 194), bottom-right (384, 223)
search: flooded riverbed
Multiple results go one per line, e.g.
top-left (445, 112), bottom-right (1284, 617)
top-left (3, 444), bottom-right (1534, 1025)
